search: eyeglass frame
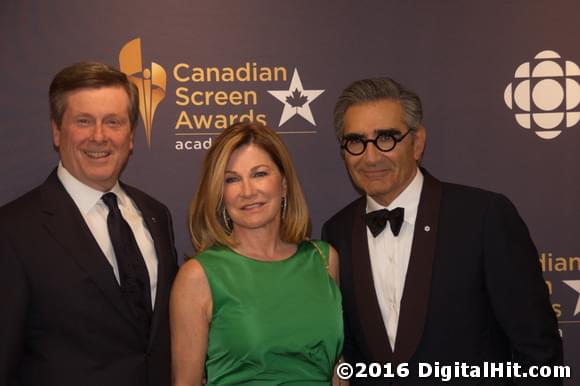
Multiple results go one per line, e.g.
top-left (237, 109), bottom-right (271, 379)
top-left (340, 129), bottom-right (413, 156)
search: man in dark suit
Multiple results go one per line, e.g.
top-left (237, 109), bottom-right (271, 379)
top-left (322, 78), bottom-right (563, 385)
top-left (0, 62), bottom-right (178, 386)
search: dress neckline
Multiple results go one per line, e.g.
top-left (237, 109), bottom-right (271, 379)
top-left (227, 240), bottom-right (304, 263)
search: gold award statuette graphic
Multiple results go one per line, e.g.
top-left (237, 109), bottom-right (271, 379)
top-left (119, 38), bottom-right (167, 147)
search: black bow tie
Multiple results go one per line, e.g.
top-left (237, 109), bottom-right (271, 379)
top-left (365, 207), bottom-right (405, 237)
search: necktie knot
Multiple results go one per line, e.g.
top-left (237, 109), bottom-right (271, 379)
top-left (365, 207), bottom-right (405, 237)
top-left (101, 192), bottom-right (119, 210)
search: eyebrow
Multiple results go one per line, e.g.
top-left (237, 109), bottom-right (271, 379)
top-left (72, 112), bottom-right (94, 118)
top-left (72, 113), bottom-right (127, 121)
top-left (343, 128), bottom-right (402, 139)
top-left (104, 114), bottom-right (128, 120)
top-left (376, 128), bottom-right (402, 136)
top-left (224, 164), bottom-right (271, 174)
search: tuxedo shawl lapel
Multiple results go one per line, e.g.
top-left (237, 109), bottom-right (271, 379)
top-left (124, 185), bottom-right (172, 350)
top-left (39, 171), bottom-right (140, 331)
top-left (394, 170), bottom-right (442, 363)
top-left (350, 197), bottom-right (393, 362)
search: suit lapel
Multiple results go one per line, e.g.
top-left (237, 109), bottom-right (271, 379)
top-left (394, 170), bottom-right (442, 363)
top-left (350, 198), bottom-right (393, 362)
top-left (39, 172), bottom-right (140, 331)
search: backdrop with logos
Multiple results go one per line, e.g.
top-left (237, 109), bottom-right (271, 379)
top-left (1, 0), bottom-right (578, 382)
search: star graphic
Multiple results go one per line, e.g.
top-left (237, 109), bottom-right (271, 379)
top-left (268, 68), bottom-right (324, 126)
top-left (563, 280), bottom-right (580, 316)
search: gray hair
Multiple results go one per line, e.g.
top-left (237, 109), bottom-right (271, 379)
top-left (333, 77), bottom-right (423, 140)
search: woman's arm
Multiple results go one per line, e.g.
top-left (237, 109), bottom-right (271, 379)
top-left (328, 245), bottom-right (340, 285)
top-left (170, 259), bottom-right (212, 386)
top-left (328, 246), bottom-right (350, 385)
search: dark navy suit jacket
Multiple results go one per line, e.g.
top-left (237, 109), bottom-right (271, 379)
top-left (0, 170), bottom-right (178, 386)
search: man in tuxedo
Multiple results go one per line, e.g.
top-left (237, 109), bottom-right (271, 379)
top-left (322, 78), bottom-right (563, 385)
top-left (0, 62), bottom-right (178, 386)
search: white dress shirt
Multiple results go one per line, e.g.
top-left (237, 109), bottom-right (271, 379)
top-left (366, 168), bottom-right (423, 350)
top-left (57, 163), bottom-right (159, 307)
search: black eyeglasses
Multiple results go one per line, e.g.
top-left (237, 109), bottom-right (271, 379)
top-left (341, 130), bottom-right (412, 156)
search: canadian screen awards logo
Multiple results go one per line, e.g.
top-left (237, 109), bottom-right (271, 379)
top-left (268, 68), bottom-right (324, 126)
top-left (563, 280), bottom-right (580, 317)
top-left (117, 38), bottom-right (325, 151)
top-left (504, 50), bottom-right (579, 140)
top-left (119, 38), bottom-right (167, 147)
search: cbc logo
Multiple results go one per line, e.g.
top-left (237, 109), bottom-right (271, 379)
top-left (504, 50), bottom-right (579, 139)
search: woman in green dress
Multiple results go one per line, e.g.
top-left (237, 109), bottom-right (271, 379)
top-left (170, 122), bottom-right (344, 385)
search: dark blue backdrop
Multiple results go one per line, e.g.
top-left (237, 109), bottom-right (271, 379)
top-left (1, 1), bottom-right (578, 382)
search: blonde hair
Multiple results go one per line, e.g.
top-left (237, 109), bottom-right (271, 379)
top-left (189, 121), bottom-right (310, 251)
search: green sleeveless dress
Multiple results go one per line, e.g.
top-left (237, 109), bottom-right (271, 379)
top-left (195, 240), bottom-right (343, 385)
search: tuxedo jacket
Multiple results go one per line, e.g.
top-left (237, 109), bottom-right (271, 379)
top-left (0, 170), bottom-right (178, 386)
top-left (322, 171), bottom-right (562, 385)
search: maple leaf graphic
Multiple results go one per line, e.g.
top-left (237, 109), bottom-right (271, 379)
top-left (286, 88), bottom-right (308, 111)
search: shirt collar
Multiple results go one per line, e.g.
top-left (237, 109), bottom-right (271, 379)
top-left (366, 167), bottom-right (424, 225)
top-left (57, 162), bottom-right (123, 215)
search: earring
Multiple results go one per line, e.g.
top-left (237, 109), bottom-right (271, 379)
top-left (281, 196), bottom-right (287, 220)
top-left (222, 206), bottom-right (233, 233)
